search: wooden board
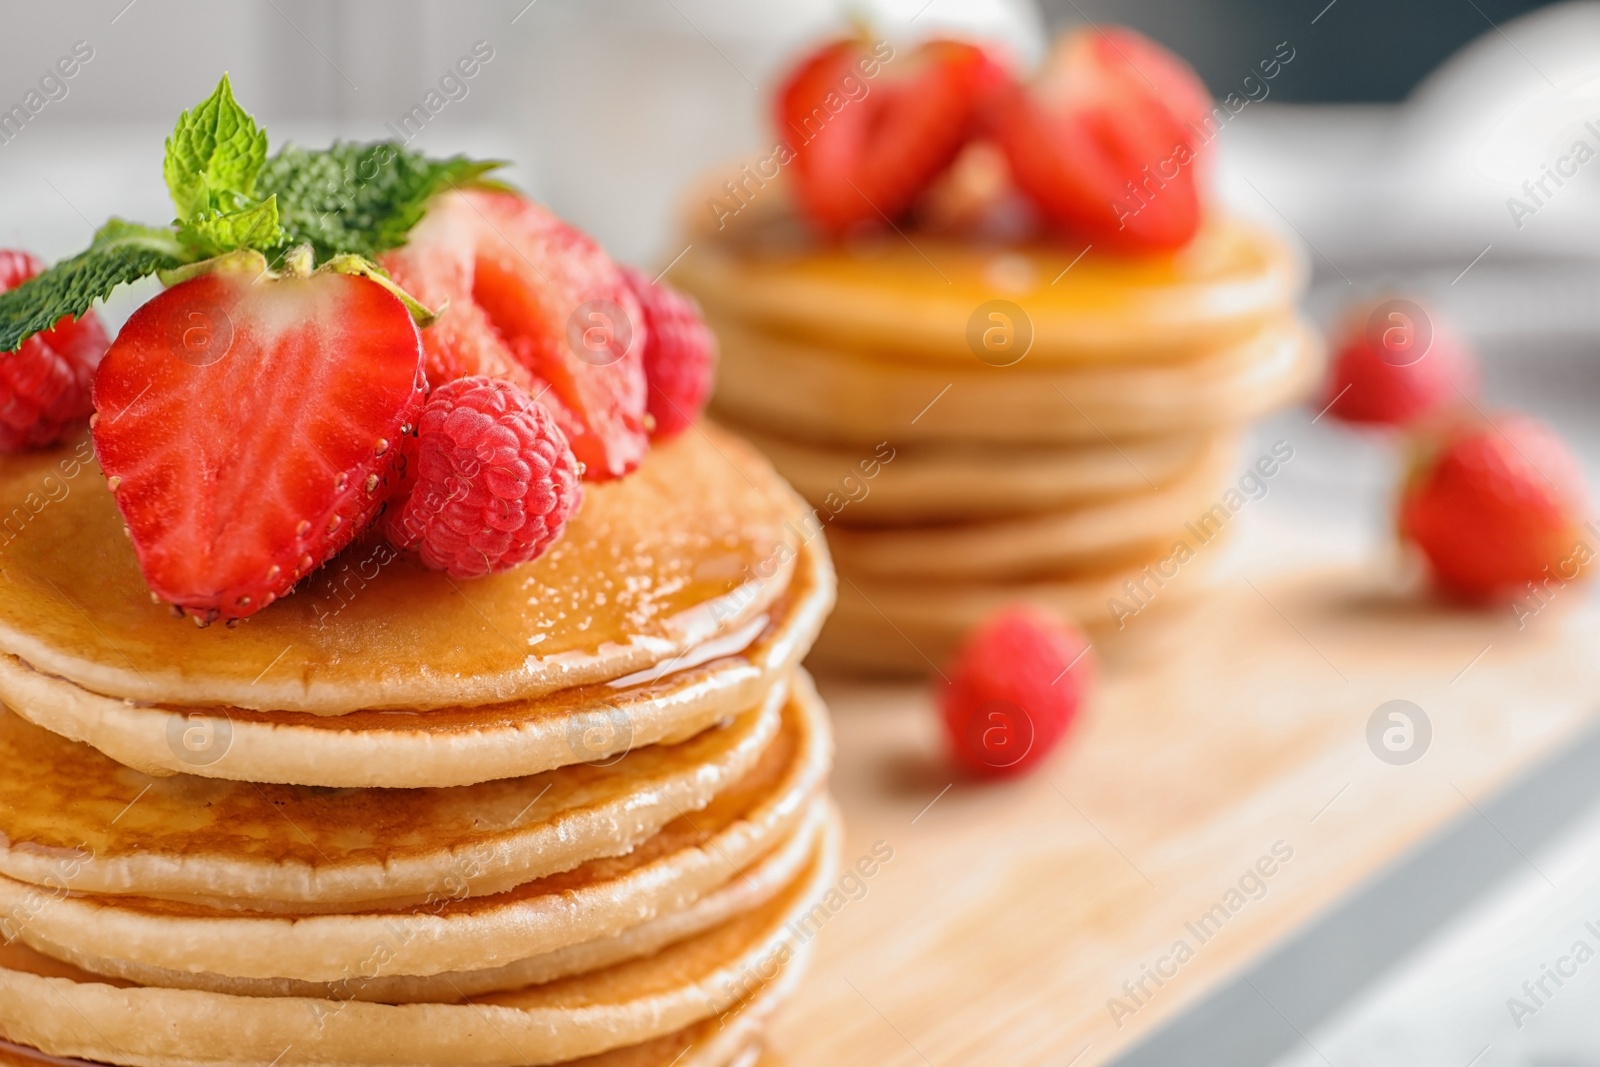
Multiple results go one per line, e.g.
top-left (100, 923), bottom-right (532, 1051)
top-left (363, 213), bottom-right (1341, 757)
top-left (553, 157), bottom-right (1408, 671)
top-left (765, 566), bottom-right (1600, 1065)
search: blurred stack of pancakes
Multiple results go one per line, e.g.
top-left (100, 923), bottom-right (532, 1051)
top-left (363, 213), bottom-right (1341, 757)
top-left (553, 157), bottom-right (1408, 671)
top-left (0, 427), bottom-right (837, 1067)
top-left (676, 188), bottom-right (1318, 672)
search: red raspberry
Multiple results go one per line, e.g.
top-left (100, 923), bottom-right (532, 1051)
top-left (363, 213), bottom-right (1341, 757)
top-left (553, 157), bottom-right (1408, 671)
top-left (0, 250), bottom-right (110, 451)
top-left (620, 267), bottom-right (716, 438)
top-left (1399, 413), bottom-right (1589, 601)
top-left (1319, 297), bottom-right (1476, 428)
top-left (938, 605), bottom-right (1094, 777)
top-left (384, 376), bottom-right (582, 578)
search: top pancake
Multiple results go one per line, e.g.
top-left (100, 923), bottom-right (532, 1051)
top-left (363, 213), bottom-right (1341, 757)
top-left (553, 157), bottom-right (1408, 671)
top-left (0, 423), bottom-right (803, 713)
top-left (676, 177), bottom-right (1305, 363)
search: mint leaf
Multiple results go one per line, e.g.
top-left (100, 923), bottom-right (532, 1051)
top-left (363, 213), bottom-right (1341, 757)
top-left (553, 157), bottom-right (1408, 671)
top-left (177, 195), bottom-right (285, 258)
top-left (1, 86), bottom-right (502, 353)
top-left (0, 221), bottom-right (186, 352)
top-left (163, 74), bottom-right (268, 221)
top-left (259, 142), bottom-right (502, 260)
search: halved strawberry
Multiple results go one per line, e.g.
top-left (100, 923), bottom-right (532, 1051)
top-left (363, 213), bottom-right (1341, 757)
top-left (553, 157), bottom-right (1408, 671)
top-left (778, 37), bottom-right (1011, 236)
top-left (380, 191), bottom-right (648, 481)
top-left (92, 267), bottom-right (426, 622)
top-left (991, 27), bottom-right (1209, 251)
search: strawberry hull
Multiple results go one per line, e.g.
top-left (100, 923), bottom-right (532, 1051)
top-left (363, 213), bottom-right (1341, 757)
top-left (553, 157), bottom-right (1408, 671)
top-left (92, 269), bottom-right (427, 622)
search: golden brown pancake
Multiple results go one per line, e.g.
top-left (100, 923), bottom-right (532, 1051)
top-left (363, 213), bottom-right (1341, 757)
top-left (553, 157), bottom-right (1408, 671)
top-left (0, 959), bottom-right (790, 1067)
top-left (0, 681), bottom-right (787, 909)
top-left (0, 537), bottom-right (833, 788)
top-left (709, 315), bottom-right (1319, 447)
top-left (1, 675), bottom-right (832, 985)
top-left (43, 800), bottom-right (828, 1002)
top-left (0, 813), bottom-right (837, 1067)
top-left (823, 435), bottom-right (1237, 581)
top-left (677, 177), bottom-right (1306, 363)
top-left (0, 425), bottom-right (802, 713)
top-left (732, 422), bottom-right (1221, 524)
top-left (817, 547), bottom-right (1224, 673)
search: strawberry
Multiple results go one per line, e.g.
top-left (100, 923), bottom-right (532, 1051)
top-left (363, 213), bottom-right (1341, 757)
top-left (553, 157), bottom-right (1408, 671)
top-left (384, 376), bottom-right (581, 578)
top-left (92, 266), bottom-right (426, 622)
top-left (1320, 297), bottom-right (1476, 428)
top-left (619, 266), bottom-right (715, 438)
top-left (938, 605), bottom-right (1093, 777)
top-left (1399, 413), bottom-right (1590, 602)
top-left (0, 250), bottom-right (110, 451)
top-left (991, 27), bottom-right (1209, 251)
top-left (778, 37), bottom-right (1011, 236)
top-left (380, 190), bottom-right (648, 481)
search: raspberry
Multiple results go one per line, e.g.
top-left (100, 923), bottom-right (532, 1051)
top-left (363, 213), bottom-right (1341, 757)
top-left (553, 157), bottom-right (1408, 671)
top-left (938, 605), bottom-right (1093, 777)
top-left (0, 250), bottom-right (110, 451)
top-left (384, 376), bottom-right (582, 578)
top-left (620, 266), bottom-right (716, 438)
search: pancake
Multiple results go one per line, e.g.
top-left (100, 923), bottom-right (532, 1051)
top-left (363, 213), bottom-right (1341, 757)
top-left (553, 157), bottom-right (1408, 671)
top-left (823, 435), bottom-right (1237, 580)
top-left (710, 316), bottom-right (1320, 447)
top-left (0, 424), bottom-right (803, 714)
top-left (0, 536), bottom-right (833, 788)
top-left (2, 675), bottom-right (831, 984)
top-left (817, 547), bottom-right (1223, 673)
top-left (42, 800), bottom-right (829, 1002)
top-left (677, 180), bottom-right (1306, 363)
top-left (0, 682), bottom-right (787, 909)
top-left (0, 813), bottom-right (838, 1067)
top-left (732, 422), bottom-right (1220, 524)
top-left (0, 955), bottom-right (792, 1067)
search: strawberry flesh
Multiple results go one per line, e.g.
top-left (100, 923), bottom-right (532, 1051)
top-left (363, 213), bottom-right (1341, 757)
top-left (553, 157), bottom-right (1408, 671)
top-left (92, 269), bottom-right (426, 621)
top-left (381, 191), bottom-right (648, 480)
top-left (779, 38), bottom-right (1010, 236)
top-left (992, 28), bottom-right (1208, 251)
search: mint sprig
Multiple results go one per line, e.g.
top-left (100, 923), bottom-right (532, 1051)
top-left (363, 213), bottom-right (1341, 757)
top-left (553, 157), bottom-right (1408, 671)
top-left (0, 222), bottom-right (186, 353)
top-left (0, 75), bottom-right (504, 352)
top-left (163, 75), bottom-right (274, 223)
top-left (262, 143), bottom-right (500, 262)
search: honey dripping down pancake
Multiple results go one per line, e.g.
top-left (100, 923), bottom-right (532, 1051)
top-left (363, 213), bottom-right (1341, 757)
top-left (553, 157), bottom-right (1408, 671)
top-left (0, 424), bottom-right (804, 714)
top-left (0, 674), bottom-right (832, 984)
top-left (676, 180), bottom-right (1307, 363)
top-left (0, 811), bottom-right (840, 1067)
top-left (0, 678), bottom-right (792, 907)
top-left (35, 800), bottom-right (831, 1001)
top-left (0, 535), bottom-right (833, 789)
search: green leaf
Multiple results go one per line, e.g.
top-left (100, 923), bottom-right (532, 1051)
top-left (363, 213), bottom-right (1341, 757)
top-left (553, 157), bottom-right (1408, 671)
top-left (163, 74), bottom-right (269, 221)
top-left (176, 195), bottom-right (286, 258)
top-left (258, 142), bottom-right (503, 261)
top-left (0, 221), bottom-right (187, 352)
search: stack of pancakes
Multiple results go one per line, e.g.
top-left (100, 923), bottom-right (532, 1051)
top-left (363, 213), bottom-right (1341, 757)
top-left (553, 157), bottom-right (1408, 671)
top-left (0, 426), bottom-right (837, 1067)
top-left (676, 189), bottom-right (1318, 672)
